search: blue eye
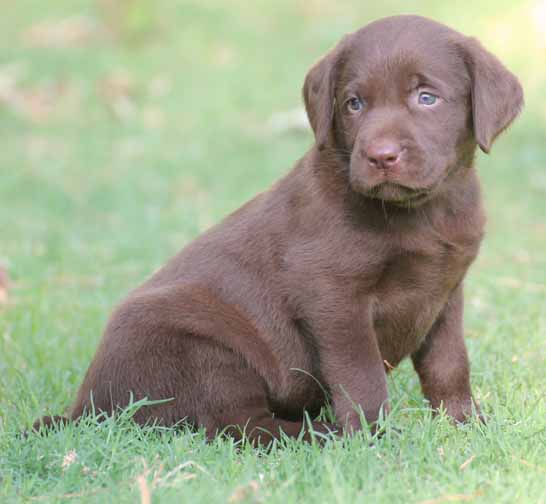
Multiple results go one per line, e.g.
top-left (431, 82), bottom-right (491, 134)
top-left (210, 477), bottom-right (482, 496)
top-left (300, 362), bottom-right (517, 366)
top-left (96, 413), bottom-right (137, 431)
top-left (346, 97), bottom-right (364, 113)
top-left (418, 92), bottom-right (438, 106)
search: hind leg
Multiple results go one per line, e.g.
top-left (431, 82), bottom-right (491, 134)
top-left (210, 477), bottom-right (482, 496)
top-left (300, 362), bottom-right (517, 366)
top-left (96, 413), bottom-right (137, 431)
top-left (211, 371), bottom-right (339, 445)
top-left (190, 343), bottom-right (338, 445)
top-left (219, 407), bottom-right (339, 446)
top-left (70, 331), bottom-right (337, 443)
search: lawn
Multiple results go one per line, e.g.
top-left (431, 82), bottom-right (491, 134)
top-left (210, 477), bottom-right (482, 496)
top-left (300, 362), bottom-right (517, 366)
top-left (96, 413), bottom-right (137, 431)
top-left (1, 0), bottom-right (545, 502)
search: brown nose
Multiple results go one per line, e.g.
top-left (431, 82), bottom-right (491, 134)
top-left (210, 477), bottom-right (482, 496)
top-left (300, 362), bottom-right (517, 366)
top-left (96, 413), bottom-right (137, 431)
top-left (365, 142), bottom-right (402, 170)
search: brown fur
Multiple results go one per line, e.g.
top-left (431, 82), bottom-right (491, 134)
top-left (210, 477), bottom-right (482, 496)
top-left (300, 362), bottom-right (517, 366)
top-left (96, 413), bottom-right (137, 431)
top-left (33, 16), bottom-right (523, 443)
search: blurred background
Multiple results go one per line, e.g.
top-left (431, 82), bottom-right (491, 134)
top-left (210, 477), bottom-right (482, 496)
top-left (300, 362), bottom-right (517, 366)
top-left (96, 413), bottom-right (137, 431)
top-left (0, 0), bottom-right (545, 419)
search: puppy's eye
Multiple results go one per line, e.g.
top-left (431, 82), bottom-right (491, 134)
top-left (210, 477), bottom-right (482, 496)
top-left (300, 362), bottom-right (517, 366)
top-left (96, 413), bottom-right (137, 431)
top-left (418, 92), bottom-right (439, 106)
top-left (345, 97), bottom-right (364, 113)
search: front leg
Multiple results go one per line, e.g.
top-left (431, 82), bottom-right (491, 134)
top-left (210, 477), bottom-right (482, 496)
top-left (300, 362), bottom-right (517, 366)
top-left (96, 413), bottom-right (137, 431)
top-left (315, 301), bottom-right (389, 433)
top-left (412, 285), bottom-right (481, 423)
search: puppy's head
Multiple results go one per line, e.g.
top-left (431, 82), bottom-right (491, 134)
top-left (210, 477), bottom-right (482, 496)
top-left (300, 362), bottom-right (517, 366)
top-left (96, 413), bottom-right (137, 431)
top-left (303, 15), bottom-right (523, 204)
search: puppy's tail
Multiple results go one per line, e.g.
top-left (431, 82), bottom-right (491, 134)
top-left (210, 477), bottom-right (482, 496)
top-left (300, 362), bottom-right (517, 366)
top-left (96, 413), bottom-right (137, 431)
top-left (31, 415), bottom-right (70, 434)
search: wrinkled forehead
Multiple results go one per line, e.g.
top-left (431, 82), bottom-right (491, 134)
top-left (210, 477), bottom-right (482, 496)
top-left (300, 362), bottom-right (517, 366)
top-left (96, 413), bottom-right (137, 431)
top-left (339, 19), bottom-right (469, 95)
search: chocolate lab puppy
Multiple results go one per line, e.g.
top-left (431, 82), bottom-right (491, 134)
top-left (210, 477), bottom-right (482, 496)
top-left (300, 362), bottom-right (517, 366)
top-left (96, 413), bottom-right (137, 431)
top-left (34, 15), bottom-right (523, 442)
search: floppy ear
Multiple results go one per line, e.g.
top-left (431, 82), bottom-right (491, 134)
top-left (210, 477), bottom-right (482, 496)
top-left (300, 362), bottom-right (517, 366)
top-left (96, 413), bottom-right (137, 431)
top-left (458, 37), bottom-right (524, 154)
top-left (302, 45), bottom-right (343, 150)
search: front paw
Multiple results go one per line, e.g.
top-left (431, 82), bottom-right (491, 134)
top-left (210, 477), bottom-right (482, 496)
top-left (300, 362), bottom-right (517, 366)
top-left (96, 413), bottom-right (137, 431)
top-left (337, 410), bottom-right (365, 435)
top-left (441, 398), bottom-right (484, 424)
top-left (338, 408), bottom-right (392, 437)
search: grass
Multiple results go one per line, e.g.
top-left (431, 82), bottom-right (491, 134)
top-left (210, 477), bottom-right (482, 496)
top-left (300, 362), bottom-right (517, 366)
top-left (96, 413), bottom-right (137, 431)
top-left (1, 0), bottom-right (545, 502)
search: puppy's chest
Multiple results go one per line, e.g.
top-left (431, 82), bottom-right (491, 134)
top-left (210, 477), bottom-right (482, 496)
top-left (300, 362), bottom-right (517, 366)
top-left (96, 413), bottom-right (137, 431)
top-left (369, 239), bottom-right (475, 365)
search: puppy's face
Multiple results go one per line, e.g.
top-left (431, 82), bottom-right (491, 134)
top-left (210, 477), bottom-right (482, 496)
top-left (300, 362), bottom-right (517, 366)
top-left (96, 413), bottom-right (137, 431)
top-left (336, 24), bottom-right (472, 203)
top-left (303, 16), bottom-right (523, 204)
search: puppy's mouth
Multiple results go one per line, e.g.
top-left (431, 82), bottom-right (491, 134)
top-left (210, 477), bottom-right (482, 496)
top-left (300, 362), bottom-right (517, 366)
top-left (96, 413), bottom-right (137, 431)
top-left (369, 182), bottom-right (431, 205)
